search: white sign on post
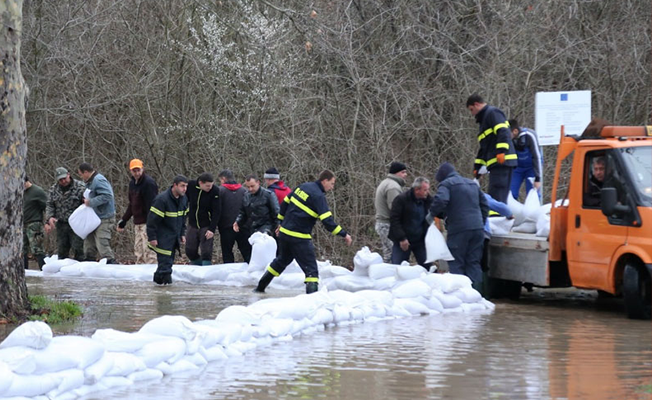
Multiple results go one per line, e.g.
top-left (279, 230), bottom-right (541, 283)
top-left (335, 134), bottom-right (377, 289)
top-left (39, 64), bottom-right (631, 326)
top-left (535, 90), bottom-right (591, 146)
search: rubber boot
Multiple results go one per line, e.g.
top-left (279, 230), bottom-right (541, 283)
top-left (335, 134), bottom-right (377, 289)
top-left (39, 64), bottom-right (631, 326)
top-left (201, 260), bottom-right (212, 266)
top-left (36, 255), bottom-right (46, 271)
top-left (306, 282), bottom-right (319, 294)
top-left (253, 271), bottom-right (274, 293)
top-left (162, 273), bottom-right (172, 285)
top-left (153, 272), bottom-right (164, 285)
top-left (106, 258), bottom-right (118, 265)
top-left (190, 259), bottom-right (203, 266)
top-left (24, 254), bottom-right (29, 270)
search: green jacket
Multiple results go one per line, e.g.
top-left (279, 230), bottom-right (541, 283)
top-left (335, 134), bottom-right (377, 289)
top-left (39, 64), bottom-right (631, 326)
top-left (45, 179), bottom-right (86, 222)
top-left (24, 184), bottom-right (47, 224)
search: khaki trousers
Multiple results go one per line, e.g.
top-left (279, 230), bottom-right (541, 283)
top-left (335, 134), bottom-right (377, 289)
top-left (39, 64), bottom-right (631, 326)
top-left (134, 223), bottom-right (157, 264)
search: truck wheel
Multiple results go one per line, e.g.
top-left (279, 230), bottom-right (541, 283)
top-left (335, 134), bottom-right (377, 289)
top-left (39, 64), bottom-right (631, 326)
top-left (623, 263), bottom-right (651, 320)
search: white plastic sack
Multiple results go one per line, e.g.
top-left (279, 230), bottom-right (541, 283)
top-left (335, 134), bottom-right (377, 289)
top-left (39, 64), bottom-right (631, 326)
top-left (368, 263), bottom-right (397, 280)
top-left (0, 321), bottom-right (52, 350)
top-left (488, 217), bottom-right (515, 236)
top-left (247, 232), bottom-right (277, 272)
top-left (522, 189), bottom-right (541, 223)
top-left (512, 221), bottom-right (537, 233)
top-left (507, 195), bottom-right (525, 226)
top-left (139, 315), bottom-right (197, 342)
top-left (68, 204), bottom-right (101, 240)
top-left (352, 247), bottom-right (383, 276)
top-left (425, 224), bottom-right (454, 263)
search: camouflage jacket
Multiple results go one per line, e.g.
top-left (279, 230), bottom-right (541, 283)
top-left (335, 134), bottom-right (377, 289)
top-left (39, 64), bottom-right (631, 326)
top-left (45, 179), bottom-right (86, 222)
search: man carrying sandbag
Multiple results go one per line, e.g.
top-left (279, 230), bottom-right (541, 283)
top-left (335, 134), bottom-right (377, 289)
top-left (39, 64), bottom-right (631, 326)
top-left (77, 162), bottom-right (118, 264)
top-left (429, 162), bottom-right (488, 288)
top-left (147, 175), bottom-right (189, 285)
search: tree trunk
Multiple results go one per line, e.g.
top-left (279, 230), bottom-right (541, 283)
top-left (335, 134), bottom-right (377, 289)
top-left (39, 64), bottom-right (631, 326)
top-left (0, 0), bottom-right (29, 320)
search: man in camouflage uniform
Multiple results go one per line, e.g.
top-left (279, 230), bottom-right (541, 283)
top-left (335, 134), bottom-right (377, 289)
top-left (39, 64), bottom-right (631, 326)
top-left (44, 167), bottom-right (86, 260)
top-left (23, 176), bottom-right (48, 269)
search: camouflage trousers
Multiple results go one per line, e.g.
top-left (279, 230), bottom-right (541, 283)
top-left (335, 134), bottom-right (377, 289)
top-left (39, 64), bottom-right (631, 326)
top-left (56, 220), bottom-right (84, 260)
top-left (374, 221), bottom-right (392, 263)
top-left (23, 221), bottom-right (45, 257)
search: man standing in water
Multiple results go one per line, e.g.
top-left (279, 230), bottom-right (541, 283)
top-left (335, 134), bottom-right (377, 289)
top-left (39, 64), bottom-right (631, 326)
top-left (254, 170), bottom-right (352, 294)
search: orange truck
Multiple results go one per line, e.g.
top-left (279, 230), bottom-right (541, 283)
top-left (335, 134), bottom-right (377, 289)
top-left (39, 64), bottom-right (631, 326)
top-left (487, 126), bottom-right (652, 319)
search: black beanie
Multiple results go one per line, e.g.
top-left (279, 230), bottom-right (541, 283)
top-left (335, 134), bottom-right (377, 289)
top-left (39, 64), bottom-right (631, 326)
top-left (435, 162), bottom-right (456, 182)
top-left (264, 167), bottom-right (280, 180)
top-left (388, 161), bottom-right (407, 174)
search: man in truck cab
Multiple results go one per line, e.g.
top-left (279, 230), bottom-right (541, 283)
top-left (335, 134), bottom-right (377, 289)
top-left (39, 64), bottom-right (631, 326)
top-left (584, 156), bottom-right (606, 207)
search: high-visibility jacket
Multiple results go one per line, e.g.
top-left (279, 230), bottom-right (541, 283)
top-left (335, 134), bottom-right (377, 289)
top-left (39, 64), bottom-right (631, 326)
top-left (146, 188), bottom-right (189, 256)
top-left (277, 180), bottom-right (347, 240)
top-left (473, 105), bottom-right (517, 173)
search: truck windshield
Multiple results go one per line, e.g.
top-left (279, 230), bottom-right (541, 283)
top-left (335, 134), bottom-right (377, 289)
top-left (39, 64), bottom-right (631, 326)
top-left (619, 146), bottom-right (652, 206)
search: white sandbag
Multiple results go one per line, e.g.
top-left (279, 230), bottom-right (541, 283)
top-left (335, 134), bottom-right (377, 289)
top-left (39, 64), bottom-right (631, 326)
top-left (311, 308), bottom-right (334, 325)
top-left (424, 296), bottom-right (445, 313)
top-left (47, 368), bottom-right (85, 398)
top-left (247, 232), bottom-right (277, 272)
top-left (42, 255), bottom-right (78, 274)
top-left (258, 318), bottom-right (294, 337)
top-left (136, 337), bottom-right (186, 368)
top-left (327, 290), bottom-right (368, 308)
top-left (395, 265), bottom-right (426, 281)
top-left (318, 264), bottom-right (352, 279)
top-left (230, 341), bottom-right (257, 355)
top-left (215, 305), bottom-right (260, 325)
top-left (368, 263), bottom-right (396, 280)
top-left (432, 290), bottom-right (464, 309)
top-left (507, 195), bottom-right (525, 226)
top-left (84, 353), bottom-right (115, 384)
top-left (0, 361), bottom-right (13, 394)
top-left (522, 188), bottom-right (541, 222)
top-left (391, 280), bottom-right (432, 299)
top-left (536, 204), bottom-right (552, 237)
top-left (91, 329), bottom-right (163, 353)
top-left (192, 324), bottom-right (226, 349)
top-left (139, 315), bottom-right (197, 342)
top-left (68, 204), bottom-right (101, 240)
top-left (182, 352), bottom-right (208, 367)
top-left (155, 359), bottom-right (198, 375)
top-left (394, 298), bottom-right (431, 316)
top-left (488, 217), bottom-right (515, 235)
top-left (352, 247), bottom-right (382, 276)
top-left (421, 273), bottom-right (445, 291)
top-left (208, 321), bottom-right (243, 345)
top-left (372, 276), bottom-right (396, 290)
top-left (388, 304), bottom-right (412, 317)
top-left (355, 290), bottom-right (394, 307)
top-left (325, 275), bottom-right (374, 292)
top-left (512, 221), bottom-right (536, 233)
top-left (0, 320), bottom-right (52, 350)
top-left (425, 224), bottom-right (454, 262)
top-left (0, 346), bottom-right (36, 374)
top-left (2, 371), bottom-right (60, 397)
top-left (332, 304), bottom-right (352, 323)
top-left (32, 336), bottom-right (105, 373)
top-left (439, 273), bottom-right (473, 293)
top-left (106, 352), bottom-right (147, 377)
top-left (199, 345), bottom-right (228, 362)
top-left (450, 287), bottom-right (482, 303)
top-left (274, 272), bottom-right (306, 289)
top-left (127, 368), bottom-right (163, 382)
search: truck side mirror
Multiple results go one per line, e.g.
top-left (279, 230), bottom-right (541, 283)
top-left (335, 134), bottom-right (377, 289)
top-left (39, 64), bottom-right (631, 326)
top-left (601, 187), bottom-right (630, 216)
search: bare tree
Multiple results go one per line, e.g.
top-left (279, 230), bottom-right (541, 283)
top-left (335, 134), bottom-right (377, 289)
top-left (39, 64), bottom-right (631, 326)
top-left (0, 0), bottom-right (29, 320)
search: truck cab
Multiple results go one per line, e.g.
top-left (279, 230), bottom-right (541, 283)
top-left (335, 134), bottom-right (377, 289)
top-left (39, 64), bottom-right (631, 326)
top-left (488, 126), bottom-right (652, 319)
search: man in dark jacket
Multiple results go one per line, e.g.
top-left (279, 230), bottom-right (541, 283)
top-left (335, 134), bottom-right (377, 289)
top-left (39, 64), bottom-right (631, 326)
top-left (234, 174), bottom-right (280, 236)
top-left (467, 94), bottom-right (517, 204)
top-left (254, 170), bottom-right (352, 294)
top-left (44, 167), bottom-right (85, 261)
top-left (388, 177), bottom-right (433, 269)
top-left (185, 173), bottom-right (221, 265)
top-left (264, 167), bottom-right (292, 205)
top-left (429, 163), bottom-right (489, 286)
top-left (23, 176), bottom-right (48, 269)
top-left (217, 169), bottom-right (251, 263)
top-left (117, 159), bottom-right (159, 264)
top-left (147, 175), bottom-right (189, 285)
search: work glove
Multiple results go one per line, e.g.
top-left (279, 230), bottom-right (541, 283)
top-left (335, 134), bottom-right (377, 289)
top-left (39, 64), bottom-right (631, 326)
top-left (496, 153), bottom-right (505, 164)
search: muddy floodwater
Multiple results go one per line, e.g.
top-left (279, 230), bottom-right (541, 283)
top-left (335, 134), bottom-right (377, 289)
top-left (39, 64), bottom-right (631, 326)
top-left (4, 276), bottom-right (651, 400)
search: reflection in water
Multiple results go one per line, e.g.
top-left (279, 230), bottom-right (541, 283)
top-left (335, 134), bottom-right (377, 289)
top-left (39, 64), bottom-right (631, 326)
top-left (2, 277), bottom-right (649, 400)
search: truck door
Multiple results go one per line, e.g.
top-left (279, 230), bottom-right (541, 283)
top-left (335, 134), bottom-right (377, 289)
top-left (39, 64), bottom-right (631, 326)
top-left (567, 150), bottom-right (627, 289)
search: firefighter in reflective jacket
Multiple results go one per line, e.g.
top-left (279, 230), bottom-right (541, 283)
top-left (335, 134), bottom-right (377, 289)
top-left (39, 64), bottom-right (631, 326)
top-left (254, 170), bottom-right (353, 294)
top-left (147, 175), bottom-right (189, 285)
top-left (466, 94), bottom-right (517, 205)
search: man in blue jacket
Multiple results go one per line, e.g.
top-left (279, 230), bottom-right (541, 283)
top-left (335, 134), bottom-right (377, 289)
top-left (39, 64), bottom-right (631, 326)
top-left (147, 175), bottom-right (189, 285)
top-left (467, 94), bottom-right (517, 204)
top-left (78, 162), bottom-right (117, 264)
top-left (253, 170), bottom-right (352, 294)
top-left (508, 119), bottom-right (543, 200)
top-left (429, 163), bottom-right (488, 286)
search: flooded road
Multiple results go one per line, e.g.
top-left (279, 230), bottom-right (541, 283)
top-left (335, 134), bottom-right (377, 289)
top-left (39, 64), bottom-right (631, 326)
top-left (5, 276), bottom-right (651, 400)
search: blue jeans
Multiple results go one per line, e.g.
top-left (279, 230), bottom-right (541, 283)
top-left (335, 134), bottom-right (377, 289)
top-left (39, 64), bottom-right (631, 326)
top-left (511, 167), bottom-right (540, 200)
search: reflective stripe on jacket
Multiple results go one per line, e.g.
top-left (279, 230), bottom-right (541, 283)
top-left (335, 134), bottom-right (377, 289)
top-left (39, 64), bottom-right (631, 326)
top-left (146, 188), bottom-right (189, 255)
top-left (473, 105), bottom-right (517, 171)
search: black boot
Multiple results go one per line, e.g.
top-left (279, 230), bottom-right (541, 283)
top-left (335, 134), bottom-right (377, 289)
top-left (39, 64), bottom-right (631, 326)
top-left (253, 271), bottom-right (274, 293)
top-left (306, 282), bottom-right (318, 294)
top-left (24, 254), bottom-right (29, 270)
top-left (153, 272), bottom-right (164, 285)
top-left (162, 273), bottom-right (172, 285)
top-left (36, 255), bottom-right (46, 271)
top-left (106, 258), bottom-right (118, 265)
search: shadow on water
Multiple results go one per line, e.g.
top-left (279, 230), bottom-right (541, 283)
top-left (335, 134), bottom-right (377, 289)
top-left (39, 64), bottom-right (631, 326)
top-left (1, 277), bottom-right (650, 400)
